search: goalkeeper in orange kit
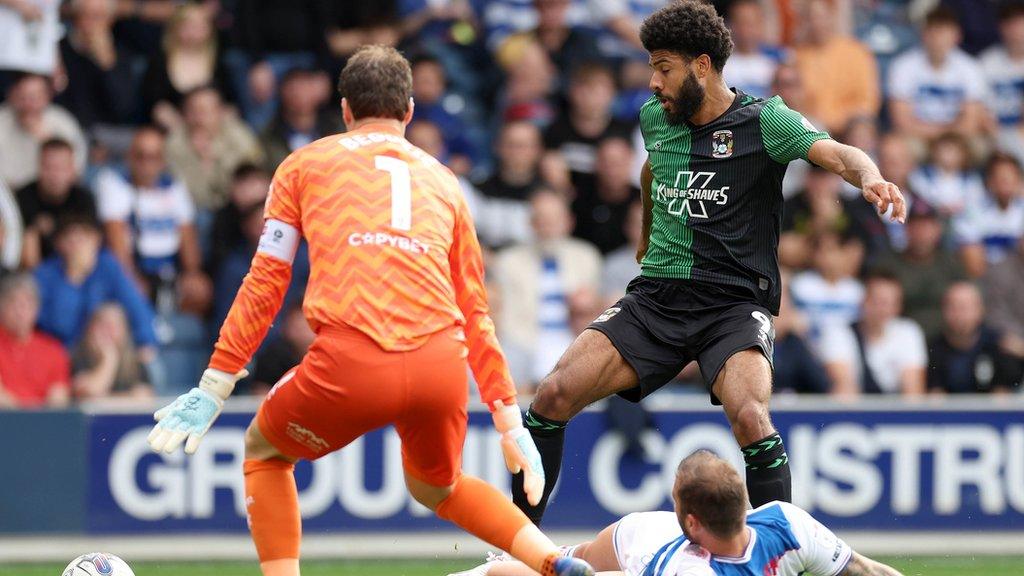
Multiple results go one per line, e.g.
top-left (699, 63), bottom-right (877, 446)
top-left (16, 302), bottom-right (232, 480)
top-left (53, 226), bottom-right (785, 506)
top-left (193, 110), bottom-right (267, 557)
top-left (145, 45), bottom-right (594, 576)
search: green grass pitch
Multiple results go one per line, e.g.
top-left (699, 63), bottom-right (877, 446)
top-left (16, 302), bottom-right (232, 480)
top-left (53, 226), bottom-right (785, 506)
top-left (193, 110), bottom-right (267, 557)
top-left (3, 557), bottom-right (1022, 576)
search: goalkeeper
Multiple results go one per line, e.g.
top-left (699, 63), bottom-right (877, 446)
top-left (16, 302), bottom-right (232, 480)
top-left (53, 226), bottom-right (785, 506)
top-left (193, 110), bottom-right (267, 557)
top-left (146, 45), bottom-right (593, 576)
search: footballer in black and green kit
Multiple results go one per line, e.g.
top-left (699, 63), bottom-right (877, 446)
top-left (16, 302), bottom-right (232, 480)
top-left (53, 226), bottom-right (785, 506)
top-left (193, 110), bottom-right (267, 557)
top-left (511, 0), bottom-right (906, 525)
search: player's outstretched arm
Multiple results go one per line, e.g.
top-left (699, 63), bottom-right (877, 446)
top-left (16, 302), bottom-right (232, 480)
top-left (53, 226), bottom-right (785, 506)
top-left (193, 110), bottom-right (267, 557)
top-left (148, 236), bottom-right (296, 455)
top-left (841, 553), bottom-right (904, 576)
top-left (807, 139), bottom-right (906, 224)
top-left (149, 157), bottom-right (304, 456)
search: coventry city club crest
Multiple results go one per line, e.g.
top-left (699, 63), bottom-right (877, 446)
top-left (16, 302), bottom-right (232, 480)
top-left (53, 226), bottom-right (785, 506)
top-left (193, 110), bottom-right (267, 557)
top-left (712, 129), bottom-right (733, 158)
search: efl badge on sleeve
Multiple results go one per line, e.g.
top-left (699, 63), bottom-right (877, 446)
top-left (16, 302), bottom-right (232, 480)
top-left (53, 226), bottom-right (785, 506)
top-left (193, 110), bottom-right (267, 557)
top-left (712, 129), bottom-right (733, 158)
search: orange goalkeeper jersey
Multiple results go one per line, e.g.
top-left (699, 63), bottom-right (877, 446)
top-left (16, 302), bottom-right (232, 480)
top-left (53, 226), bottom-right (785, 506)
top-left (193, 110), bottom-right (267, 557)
top-left (209, 122), bottom-right (515, 405)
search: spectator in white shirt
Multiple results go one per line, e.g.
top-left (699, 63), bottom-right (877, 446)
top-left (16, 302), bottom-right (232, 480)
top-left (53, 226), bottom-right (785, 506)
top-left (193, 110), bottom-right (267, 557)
top-left (908, 132), bottom-right (985, 218)
top-left (0, 73), bottom-right (87, 189)
top-left (95, 126), bottom-right (211, 313)
top-left (493, 189), bottom-right (602, 388)
top-left (820, 270), bottom-right (927, 398)
top-left (984, 4), bottom-right (1024, 164)
top-left (722, 0), bottom-right (785, 99)
top-left (789, 231), bottom-right (865, 352)
top-left (888, 7), bottom-right (988, 145)
top-left (954, 152), bottom-right (1024, 278)
top-left (982, 4), bottom-right (1024, 138)
top-left (0, 0), bottom-right (61, 91)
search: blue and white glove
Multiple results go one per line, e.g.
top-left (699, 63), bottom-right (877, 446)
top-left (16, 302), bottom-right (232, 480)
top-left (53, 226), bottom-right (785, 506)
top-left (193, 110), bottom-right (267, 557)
top-left (492, 401), bottom-right (546, 506)
top-left (147, 369), bottom-right (247, 455)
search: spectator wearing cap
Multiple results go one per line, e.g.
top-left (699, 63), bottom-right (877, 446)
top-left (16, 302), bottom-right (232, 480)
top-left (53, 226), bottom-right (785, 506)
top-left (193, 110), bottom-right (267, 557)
top-left (16, 138), bottom-right (96, 268)
top-left (888, 7), bottom-right (988, 147)
top-left (929, 281), bottom-right (1019, 395)
top-left (56, 0), bottom-right (136, 128)
top-left (820, 270), bottom-right (927, 398)
top-left (878, 199), bottom-right (967, 339)
top-left (954, 153), bottom-right (1024, 278)
top-left (0, 273), bottom-right (70, 408)
top-left (793, 0), bottom-right (880, 133)
top-left (33, 214), bottom-right (158, 356)
top-left (0, 73), bottom-right (87, 190)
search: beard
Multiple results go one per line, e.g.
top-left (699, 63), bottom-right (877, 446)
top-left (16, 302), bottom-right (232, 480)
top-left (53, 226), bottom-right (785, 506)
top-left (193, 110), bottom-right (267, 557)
top-left (659, 71), bottom-right (705, 125)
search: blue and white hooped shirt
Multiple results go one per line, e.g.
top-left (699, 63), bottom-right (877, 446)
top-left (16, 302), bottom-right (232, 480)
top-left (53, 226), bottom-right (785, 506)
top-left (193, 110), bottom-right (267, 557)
top-left (614, 502), bottom-right (853, 576)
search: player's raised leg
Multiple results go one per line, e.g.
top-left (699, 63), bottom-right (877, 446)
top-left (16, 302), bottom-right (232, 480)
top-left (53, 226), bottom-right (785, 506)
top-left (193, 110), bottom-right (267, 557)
top-left (448, 511), bottom-right (629, 576)
top-left (513, 329), bottom-right (639, 524)
top-left (711, 349), bottom-right (790, 506)
top-left (398, 327), bottom-right (595, 576)
top-left (408, 472), bottom-right (591, 576)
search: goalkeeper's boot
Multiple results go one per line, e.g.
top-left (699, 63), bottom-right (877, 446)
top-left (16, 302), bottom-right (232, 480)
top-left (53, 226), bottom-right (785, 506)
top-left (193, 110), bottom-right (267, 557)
top-left (550, 557), bottom-right (595, 576)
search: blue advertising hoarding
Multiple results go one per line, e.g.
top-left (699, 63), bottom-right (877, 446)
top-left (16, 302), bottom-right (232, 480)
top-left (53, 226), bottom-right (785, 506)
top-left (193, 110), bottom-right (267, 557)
top-left (82, 403), bottom-right (1024, 534)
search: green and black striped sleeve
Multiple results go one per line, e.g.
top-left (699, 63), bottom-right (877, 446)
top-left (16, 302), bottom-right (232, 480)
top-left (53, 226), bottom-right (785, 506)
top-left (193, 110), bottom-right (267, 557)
top-left (759, 96), bottom-right (831, 164)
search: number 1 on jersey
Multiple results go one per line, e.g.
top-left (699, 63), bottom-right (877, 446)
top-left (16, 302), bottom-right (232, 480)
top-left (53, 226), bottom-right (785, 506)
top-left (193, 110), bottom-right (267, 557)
top-left (375, 155), bottom-right (412, 231)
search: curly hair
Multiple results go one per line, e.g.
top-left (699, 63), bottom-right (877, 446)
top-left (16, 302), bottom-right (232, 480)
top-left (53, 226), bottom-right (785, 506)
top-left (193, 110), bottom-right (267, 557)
top-left (640, 0), bottom-right (733, 72)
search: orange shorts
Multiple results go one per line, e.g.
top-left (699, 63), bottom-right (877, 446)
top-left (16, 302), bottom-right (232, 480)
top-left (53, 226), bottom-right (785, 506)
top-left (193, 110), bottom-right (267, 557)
top-left (256, 324), bottom-right (469, 486)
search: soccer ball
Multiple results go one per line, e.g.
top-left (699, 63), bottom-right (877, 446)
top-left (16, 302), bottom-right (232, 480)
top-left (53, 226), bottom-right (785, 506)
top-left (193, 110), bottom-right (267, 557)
top-left (62, 553), bottom-right (135, 576)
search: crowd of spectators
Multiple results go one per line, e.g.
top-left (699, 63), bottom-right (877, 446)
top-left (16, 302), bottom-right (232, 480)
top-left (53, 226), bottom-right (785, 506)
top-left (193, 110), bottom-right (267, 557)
top-left (0, 0), bottom-right (1022, 408)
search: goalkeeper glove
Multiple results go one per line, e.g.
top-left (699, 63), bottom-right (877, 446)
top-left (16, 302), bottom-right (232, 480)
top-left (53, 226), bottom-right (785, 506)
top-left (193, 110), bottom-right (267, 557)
top-left (147, 368), bottom-right (247, 455)
top-left (492, 400), bottom-right (545, 506)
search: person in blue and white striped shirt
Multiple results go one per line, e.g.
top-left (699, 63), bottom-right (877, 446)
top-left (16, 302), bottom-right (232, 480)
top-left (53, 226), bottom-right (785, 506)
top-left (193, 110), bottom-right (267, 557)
top-left (454, 451), bottom-right (902, 576)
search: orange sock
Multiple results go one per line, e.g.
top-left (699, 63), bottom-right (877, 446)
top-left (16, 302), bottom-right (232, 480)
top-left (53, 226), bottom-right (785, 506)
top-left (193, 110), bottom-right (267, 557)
top-left (244, 458), bottom-right (301, 569)
top-left (435, 475), bottom-right (559, 574)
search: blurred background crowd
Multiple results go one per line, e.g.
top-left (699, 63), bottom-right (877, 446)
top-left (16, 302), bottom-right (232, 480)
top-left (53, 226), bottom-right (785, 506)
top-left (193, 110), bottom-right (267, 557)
top-left (0, 0), bottom-right (1022, 410)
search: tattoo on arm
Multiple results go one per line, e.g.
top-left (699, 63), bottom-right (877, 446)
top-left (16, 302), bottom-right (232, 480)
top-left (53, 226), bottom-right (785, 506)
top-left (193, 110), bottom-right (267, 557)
top-left (842, 553), bottom-right (904, 576)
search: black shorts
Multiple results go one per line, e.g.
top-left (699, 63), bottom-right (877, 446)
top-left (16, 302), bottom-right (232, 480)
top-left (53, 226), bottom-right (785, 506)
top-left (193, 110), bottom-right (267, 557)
top-left (587, 276), bottom-right (775, 405)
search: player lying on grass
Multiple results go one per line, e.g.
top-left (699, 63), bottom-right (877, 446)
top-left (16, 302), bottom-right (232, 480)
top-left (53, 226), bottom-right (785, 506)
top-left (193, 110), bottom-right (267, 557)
top-left (462, 451), bottom-right (903, 576)
top-left (145, 45), bottom-right (593, 576)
